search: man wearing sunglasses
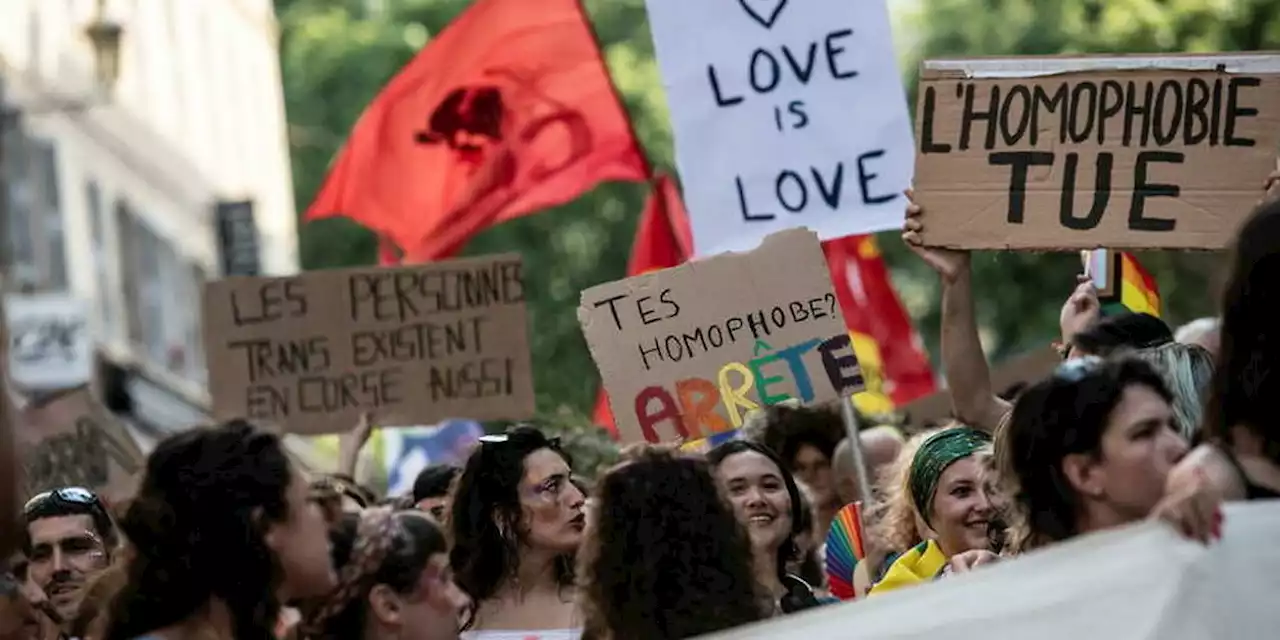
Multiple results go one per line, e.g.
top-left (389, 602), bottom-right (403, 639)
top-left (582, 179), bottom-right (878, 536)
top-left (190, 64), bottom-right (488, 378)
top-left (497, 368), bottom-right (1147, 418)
top-left (22, 488), bottom-right (116, 632)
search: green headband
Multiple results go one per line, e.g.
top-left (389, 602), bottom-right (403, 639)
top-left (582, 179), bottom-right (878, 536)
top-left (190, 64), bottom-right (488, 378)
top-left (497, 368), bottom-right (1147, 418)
top-left (909, 427), bottom-right (992, 526)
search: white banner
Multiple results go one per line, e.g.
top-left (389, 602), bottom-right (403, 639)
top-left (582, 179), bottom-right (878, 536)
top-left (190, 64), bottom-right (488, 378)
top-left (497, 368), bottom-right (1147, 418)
top-left (5, 293), bottom-right (92, 391)
top-left (701, 501), bottom-right (1280, 638)
top-left (644, 0), bottom-right (914, 256)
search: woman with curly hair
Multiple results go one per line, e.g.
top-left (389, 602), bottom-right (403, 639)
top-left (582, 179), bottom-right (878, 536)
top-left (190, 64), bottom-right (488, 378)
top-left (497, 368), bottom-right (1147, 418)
top-left (449, 426), bottom-right (586, 638)
top-left (102, 420), bottom-right (336, 640)
top-left (867, 425), bottom-right (995, 595)
top-left (856, 428), bottom-right (935, 596)
top-left (706, 441), bottom-right (825, 615)
top-left (298, 508), bottom-right (470, 640)
top-left (579, 445), bottom-right (764, 639)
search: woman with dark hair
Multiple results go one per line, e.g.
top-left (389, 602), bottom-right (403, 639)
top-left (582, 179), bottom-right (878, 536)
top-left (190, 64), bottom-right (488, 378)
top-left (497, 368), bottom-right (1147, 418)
top-left (449, 426), bottom-right (586, 638)
top-left (706, 441), bottom-right (823, 615)
top-left (1169, 190), bottom-right (1280, 501)
top-left (299, 508), bottom-right (470, 640)
top-left (751, 404), bottom-right (845, 541)
top-left (102, 420), bottom-right (336, 640)
top-left (579, 446), bottom-right (764, 639)
top-left (1000, 357), bottom-right (1213, 553)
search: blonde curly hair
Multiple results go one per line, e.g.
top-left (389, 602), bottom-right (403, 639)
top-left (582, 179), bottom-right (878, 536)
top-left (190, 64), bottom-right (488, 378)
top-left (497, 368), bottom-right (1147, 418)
top-left (867, 427), bottom-right (939, 554)
top-left (867, 424), bottom-right (1001, 556)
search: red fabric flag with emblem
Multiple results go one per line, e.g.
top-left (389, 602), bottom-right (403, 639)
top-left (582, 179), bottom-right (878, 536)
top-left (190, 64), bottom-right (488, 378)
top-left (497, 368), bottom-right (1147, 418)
top-left (304, 0), bottom-right (649, 260)
top-left (823, 235), bottom-right (936, 406)
top-left (593, 176), bottom-right (691, 436)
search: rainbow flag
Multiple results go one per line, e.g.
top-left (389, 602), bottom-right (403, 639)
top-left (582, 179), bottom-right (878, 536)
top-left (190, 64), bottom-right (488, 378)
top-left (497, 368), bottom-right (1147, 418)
top-left (1118, 252), bottom-right (1161, 318)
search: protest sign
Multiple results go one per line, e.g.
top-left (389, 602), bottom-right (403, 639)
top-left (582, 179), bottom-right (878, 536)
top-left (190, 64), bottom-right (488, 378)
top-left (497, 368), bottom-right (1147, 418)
top-left (5, 293), bottom-right (91, 390)
top-left (202, 255), bottom-right (535, 435)
top-left (17, 387), bottom-right (145, 505)
top-left (579, 228), bottom-right (864, 443)
top-left (914, 53), bottom-right (1280, 250)
top-left (644, 0), bottom-right (914, 256)
top-left (701, 502), bottom-right (1280, 639)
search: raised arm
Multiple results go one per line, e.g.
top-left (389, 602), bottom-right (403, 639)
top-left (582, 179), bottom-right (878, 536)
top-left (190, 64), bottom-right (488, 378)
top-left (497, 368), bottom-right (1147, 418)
top-left (902, 191), bottom-right (1009, 432)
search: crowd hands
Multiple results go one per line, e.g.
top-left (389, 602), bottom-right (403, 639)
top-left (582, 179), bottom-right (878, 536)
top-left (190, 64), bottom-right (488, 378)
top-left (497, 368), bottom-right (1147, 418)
top-left (1, 181), bottom-right (1279, 640)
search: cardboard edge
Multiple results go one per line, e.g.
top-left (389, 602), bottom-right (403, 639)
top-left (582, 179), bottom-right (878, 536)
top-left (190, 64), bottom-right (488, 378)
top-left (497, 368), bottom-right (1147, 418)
top-left (207, 252), bottom-right (527, 285)
top-left (921, 52), bottom-right (1280, 80)
top-left (577, 228), bottom-right (823, 305)
top-left (914, 236), bottom-right (1227, 252)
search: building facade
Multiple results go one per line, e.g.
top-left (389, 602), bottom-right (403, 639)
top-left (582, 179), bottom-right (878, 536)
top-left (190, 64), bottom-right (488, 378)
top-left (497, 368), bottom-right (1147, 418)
top-left (1, 0), bottom-right (318, 464)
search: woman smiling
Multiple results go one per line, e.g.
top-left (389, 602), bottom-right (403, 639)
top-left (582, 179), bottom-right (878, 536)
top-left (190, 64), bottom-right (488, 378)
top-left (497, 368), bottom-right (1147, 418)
top-left (869, 426), bottom-right (995, 595)
top-left (707, 441), bottom-right (826, 615)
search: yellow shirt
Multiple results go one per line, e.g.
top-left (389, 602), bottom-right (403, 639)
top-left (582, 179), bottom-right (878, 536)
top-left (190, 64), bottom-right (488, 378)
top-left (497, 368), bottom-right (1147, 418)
top-left (868, 540), bottom-right (948, 595)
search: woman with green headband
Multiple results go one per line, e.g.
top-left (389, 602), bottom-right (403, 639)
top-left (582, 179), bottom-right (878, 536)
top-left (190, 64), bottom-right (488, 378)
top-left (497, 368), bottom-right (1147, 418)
top-left (869, 426), bottom-right (996, 595)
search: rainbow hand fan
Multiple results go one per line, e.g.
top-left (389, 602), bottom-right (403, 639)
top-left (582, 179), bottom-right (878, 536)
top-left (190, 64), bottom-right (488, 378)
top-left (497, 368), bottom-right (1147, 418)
top-left (824, 501), bottom-right (867, 601)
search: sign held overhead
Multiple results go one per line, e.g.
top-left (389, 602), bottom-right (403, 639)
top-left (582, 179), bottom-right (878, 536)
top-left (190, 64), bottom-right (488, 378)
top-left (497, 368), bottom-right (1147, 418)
top-left (645, 0), bottom-right (914, 256)
top-left (202, 255), bottom-right (536, 434)
top-left (913, 53), bottom-right (1280, 250)
top-left (579, 228), bottom-right (863, 444)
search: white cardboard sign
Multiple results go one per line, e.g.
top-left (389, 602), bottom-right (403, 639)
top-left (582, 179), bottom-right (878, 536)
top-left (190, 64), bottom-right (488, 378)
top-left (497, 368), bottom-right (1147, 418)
top-left (645, 0), bottom-right (914, 256)
top-left (5, 293), bottom-right (92, 391)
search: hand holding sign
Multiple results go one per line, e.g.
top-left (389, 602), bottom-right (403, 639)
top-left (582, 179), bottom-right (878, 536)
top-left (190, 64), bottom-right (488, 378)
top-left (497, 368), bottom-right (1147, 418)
top-left (1059, 275), bottom-right (1101, 345)
top-left (901, 190), bottom-right (970, 285)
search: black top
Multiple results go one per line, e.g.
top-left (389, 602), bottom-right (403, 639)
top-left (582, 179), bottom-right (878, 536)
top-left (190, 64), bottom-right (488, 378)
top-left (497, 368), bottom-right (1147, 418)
top-left (1222, 448), bottom-right (1280, 501)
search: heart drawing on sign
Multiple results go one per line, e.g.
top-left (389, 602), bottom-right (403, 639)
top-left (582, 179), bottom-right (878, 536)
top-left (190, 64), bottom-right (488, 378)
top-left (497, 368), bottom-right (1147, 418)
top-left (737, 0), bottom-right (788, 30)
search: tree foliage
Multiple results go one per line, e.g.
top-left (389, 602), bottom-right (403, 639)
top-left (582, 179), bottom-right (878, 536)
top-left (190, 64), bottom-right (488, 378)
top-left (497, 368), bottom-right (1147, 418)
top-left (275, 0), bottom-right (1278, 436)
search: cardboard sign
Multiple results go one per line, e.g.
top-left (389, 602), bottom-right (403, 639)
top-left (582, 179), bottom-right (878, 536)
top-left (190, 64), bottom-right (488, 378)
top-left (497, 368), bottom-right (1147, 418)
top-left (5, 293), bottom-right (92, 390)
top-left (202, 255), bottom-right (536, 435)
top-left (644, 0), bottom-right (914, 256)
top-left (914, 53), bottom-right (1280, 250)
top-left (17, 387), bottom-right (145, 504)
top-left (579, 228), bottom-right (864, 443)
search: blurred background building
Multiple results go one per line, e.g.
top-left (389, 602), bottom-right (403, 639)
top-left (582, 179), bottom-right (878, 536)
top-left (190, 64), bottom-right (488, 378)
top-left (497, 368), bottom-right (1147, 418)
top-left (0, 0), bottom-right (319, 466)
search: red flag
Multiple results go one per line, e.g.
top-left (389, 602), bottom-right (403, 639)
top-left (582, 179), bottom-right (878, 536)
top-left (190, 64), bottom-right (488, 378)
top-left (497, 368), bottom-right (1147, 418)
top-left (593, 176), bottom-right (691, 435)
top-left (824, 235), bottom-right (936, 406)
top-left (305, 0), bottom-right (649, 261)
top-left (377, 235), bottom-right (402, 266)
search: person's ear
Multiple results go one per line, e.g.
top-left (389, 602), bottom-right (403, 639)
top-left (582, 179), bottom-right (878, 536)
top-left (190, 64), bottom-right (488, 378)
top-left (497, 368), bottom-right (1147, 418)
top-left (367, 584), bottom-right (403, 626)
top-left (254, 507), bottom-right (283, 552)
top-left (1062, 453), bottom-right (1105, 500)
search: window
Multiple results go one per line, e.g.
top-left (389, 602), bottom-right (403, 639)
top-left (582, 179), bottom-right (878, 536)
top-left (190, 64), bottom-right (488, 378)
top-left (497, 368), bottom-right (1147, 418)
top-left (2, 126), bottom-right (35, 272)
top-left (1, 132), bottom-right (66, 290)
top-left (33, 141), bottom-right (67, 290)
top-left (115, 199), bottom-right (208, 384)
top-left (86, 180), bottom-right (120, 341)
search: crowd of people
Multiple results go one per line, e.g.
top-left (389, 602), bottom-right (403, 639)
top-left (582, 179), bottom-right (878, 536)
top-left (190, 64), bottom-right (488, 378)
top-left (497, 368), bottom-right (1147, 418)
top-left (0, 176), bottom-right (1278, 640)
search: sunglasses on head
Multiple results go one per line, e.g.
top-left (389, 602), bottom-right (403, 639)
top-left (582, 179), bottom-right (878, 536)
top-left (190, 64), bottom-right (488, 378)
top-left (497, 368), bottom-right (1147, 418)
top-left (23, 487), bottom-right (101, 516)
top-left (478, 434), bottom-right (561, 448)
top-left (1054, 355), bottom-right (1105, 383)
